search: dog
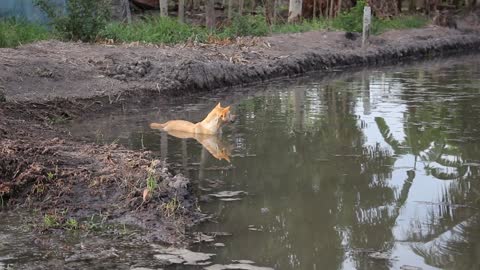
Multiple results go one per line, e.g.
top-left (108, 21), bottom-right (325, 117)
top-left (149, 103), bottom-right (234, 135)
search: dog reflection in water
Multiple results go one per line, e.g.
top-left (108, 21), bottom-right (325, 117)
top-left (149, 103), bottom-right (234, 162)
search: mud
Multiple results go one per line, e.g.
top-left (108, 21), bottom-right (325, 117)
top-left (1, 17), bottom-right (480, 245)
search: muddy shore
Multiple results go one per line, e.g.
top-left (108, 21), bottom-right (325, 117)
top-left (1, 21), bottom-right (480, 246)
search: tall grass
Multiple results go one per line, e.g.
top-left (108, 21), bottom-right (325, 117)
top-left (101, 16), bottom-right (208, 44)
top-left (0, 18), bottom-right (51, 48)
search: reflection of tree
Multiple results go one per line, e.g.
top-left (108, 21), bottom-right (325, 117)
top-left (211, 79), bottom-right (402, 270)
top-left (390, 59), bottom-right (480, 270)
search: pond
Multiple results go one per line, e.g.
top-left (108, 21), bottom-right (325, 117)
top-left (3, 54), bottom-right (480, 270)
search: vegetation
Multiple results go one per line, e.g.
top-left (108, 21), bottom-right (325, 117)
top-left (34, 0), bottom-right (111, 42)
top-left (0, 0), bottom-right (449, 47)
top-left (0, 18), bottom-right (50, 48)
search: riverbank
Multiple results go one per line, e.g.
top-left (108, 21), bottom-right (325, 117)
top-left (1, 21), bottom-right (480, 246)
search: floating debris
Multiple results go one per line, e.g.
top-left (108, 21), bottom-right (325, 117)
top-left (400, 265), bottom-right (423, 270)
top-left (209, 191), bottom-right (248, 198)
top-left (214, 243), bottom-right (226, 247)
top-left (232, 260), bottom-right (256, 264)
top-left (193, 232), bottom-right (216, 243)
top-left (220, 198), bottom-right (243, 202)
top-left (153, 247), bottom-right (215, 266)
top-left (248, 225), bottom-right (263, 232)
top-left (204, 263), bottom-right (274, 270)
top-left (368, 252), bottom-right (390, 260)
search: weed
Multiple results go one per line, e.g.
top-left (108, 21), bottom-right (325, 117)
top-left (47, 172), bottom-right (55, 181)
top-left (47, 115), bottom-right (68, 125)
top-left (65, 218), bottom-right (79, 230)
top-left (43, 214), bottom-right (60, 228)
top-left (0, 18), bottom-right (50, 48)
top-left (146, 174), bottom-right (157, 193)
top-left (161, 197), bottom-right (179, 217)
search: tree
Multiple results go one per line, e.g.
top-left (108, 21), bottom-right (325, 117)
top-left (228, 0), bottom-right (233, 19)
top-left (206, 0), bottom-right (216, 30)
top-left (178, 0), bottom-right (185, 22)
top-left (159, 0), bottom-right (168, 16)
top-left (288, 0), bottom-right (303, 22)
top-left (239, 0), bottom-right (244, 15)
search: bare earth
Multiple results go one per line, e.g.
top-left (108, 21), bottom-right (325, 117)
top-left (1, 18), bottom-right (480, 246)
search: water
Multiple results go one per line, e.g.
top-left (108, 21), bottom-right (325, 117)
top-left (4, 55), bottom-right (480, 270)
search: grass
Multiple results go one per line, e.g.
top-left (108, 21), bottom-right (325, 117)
top-left (0, 9), bottom-right (428, 47)
top-left (100, 16), bottom-right (208, 44)
top-left (0, 18), bottom-right (51, 48)
top-left (372, 15), bottom-right (429, 34)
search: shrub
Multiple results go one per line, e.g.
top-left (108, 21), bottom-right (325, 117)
top-left (0, 18), bottom-right (50, 48)
top-left (332, 0), bottom-right (366, 32)
top-left (35, 0), bottom-right (111, 42)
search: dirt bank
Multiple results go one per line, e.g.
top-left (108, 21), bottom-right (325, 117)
top-left (1, 20), bottom-right (480, 245)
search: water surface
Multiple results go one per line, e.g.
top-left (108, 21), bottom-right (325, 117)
top-left (4, 55), bottom-right (480, 270)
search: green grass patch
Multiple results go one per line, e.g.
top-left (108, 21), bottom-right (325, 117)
top-left (0, 18), bottom-right (51, 48)
top-left (100, 16), bottom-right (208, 44)
top-left (272, 18), bottom-right (330, 34)
top-left (372, 15), bottom-right (429, 34)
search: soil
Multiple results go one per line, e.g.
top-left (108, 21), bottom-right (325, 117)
top-left (1, 15), bottom-right (480, 245)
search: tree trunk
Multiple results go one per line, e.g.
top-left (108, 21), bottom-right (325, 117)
top-left (288, 0), bottom-right (303, 22)
top-left (337, 0), bottom-right (342, 16)
top-left (329, 0), bottom-right (334, 18)
top-left (159, 0), bottom-right (168, 16)
top-left (266, 0), bottom-right (275, 25)
top-left (313, 0), bottom-right (317, 18)
top-left (193, 0), bottom-right (200, 10)
top-left (178, 0), bottom-right (185, 22)
top-left (206, 0), bottom-right (216, 30)
top-left (228, 0), bottom-right (233, 19)
top-left (274, 0), bottom-right (279, 22)
top-left (122, 0), bottom-right (132, 23)
top-left (239, 0), bottom-right (244, 15)
top-left (397, 0), bottom-right (402, 13)
top-left (408, 0), bottom-right (416, 12)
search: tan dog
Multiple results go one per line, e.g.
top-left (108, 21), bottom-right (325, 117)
top-left (149, 103), bottom-right (233, 135)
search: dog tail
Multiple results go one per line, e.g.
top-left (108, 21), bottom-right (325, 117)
top-left (149, 122), bottom-right (167, 130)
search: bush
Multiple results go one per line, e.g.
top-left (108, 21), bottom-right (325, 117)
top-left (0, 18), bottom-right (51, 48)
top-left (332, 0), bottom-right (366, 32)
top-left (219, 15), bottom-right (270, 38)
top-left (35, 0), bottom-right (111, 42)
top-left (101, 16), bottom-right (207, 44)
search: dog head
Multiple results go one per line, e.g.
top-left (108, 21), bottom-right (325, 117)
top-left (215, 103), bottom-right (235, 123)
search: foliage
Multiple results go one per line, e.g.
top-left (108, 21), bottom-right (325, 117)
top-left (332, 0), bottom-right (367, 33)
top-left (35, 0), bottom-right (111, 42)
top-left (0, 18), bottom-right (50, 48)
top-left (101, 16), bottom-right (207, 44)
top-left (219, 15), bottom-right (270, 38)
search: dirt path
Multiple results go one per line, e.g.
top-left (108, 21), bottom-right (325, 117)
top-left (1, 21), bottom-right (480, 245)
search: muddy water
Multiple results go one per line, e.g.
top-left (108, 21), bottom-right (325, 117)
top-left (4, 55), bottom-right (480, 270)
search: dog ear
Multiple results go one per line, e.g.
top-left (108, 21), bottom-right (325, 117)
top-left (223, 106), bottom-right (231, 112)
top-left (216, 102), bottom-right (222, 109)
